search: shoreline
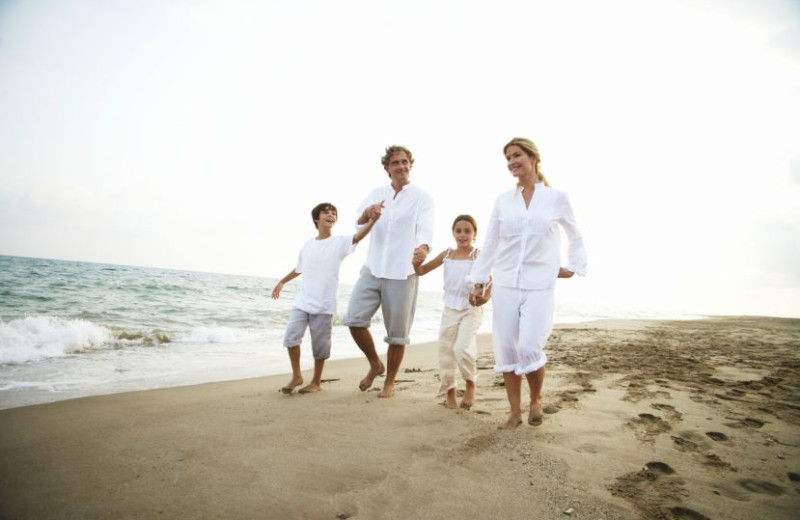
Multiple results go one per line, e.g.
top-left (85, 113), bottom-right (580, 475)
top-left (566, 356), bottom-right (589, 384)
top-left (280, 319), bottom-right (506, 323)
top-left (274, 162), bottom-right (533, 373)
top-left (1, 317), bottom-right (798, 519)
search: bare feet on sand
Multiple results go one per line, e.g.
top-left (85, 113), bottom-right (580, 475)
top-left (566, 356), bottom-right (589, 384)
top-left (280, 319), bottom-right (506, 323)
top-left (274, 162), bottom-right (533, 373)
top-left (445, 389), bottom-right (458, 409)
top-left (281, 376), bottom-right (303, 395)
top-left (498, 414), bottom-right (523, 430)
top-left (378, 382), bottom-right (395, 398)
top-left (359, 362), bottom-right (385, 391)
top-left (460, 383), bottom-right (475, 410)
top-left (528, 401), bottom-right (543, 426)
top-left (298, 383), bottom-right (321, 394)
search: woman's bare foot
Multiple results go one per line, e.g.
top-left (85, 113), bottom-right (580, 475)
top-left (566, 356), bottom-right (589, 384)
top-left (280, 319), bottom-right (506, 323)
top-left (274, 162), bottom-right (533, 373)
top-left (298, 383), bottom-right (321, 394)
top-left (498, 413), bottom-right (523, 430)
top-left (281, 375), bottom-right (303, 395)
top-left (460, 382), bottom-right (475, 410)
top-left (359, 362), bottom-right (385, 391)
top-left (445, 388), bottom-right (458, 409)
top-left (528, 401), bottom-right (544, 426)
top-left (378, 381), bottom-right (395, 398)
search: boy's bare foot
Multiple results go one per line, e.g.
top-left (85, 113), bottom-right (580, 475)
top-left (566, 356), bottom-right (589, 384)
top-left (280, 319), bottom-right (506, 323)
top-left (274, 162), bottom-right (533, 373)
top-left (445, 389), bottom-right (458, 409)
top-left (498, 414), bottom-right (523, 430)
top-left (298, 383), bottom-right (321, 394)
top-left (359, 362), bottom-right (385, 391)
top-left (281, 376), bottom-right (303, 395)
top-left (528, 402), bottom-right (544, 426)
top-left (378, 382), bottom-right (395, 398)
top-left (460, 384), bottom-right (475, 410)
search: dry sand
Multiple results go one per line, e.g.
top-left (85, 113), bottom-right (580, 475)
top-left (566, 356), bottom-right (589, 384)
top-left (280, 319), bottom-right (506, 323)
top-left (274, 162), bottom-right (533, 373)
top-left (1, 317), bottom-right (798, 520)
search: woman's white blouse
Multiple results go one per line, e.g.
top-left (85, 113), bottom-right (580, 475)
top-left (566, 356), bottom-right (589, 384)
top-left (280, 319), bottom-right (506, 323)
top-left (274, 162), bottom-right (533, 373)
top-left (467, 183), bottom-right (587, 290)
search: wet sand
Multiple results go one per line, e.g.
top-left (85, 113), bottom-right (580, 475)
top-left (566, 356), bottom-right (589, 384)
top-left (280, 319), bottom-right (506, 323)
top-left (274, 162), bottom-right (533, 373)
top-left (1, 317), bottom-right (798, 520)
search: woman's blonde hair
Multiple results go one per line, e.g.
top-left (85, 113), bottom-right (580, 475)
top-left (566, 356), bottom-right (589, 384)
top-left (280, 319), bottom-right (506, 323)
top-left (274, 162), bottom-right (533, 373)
top-left (503, 137), bottom-right (550, 187)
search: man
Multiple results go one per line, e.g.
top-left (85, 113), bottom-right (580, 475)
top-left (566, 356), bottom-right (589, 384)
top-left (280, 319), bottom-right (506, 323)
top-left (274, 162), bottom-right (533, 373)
top-left (345, 145), bottom-right (434, 398)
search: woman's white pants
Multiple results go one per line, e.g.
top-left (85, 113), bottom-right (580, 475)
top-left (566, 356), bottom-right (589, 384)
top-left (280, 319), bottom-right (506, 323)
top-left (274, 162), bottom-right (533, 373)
top-left (490, 285), bottom-right (555, 375)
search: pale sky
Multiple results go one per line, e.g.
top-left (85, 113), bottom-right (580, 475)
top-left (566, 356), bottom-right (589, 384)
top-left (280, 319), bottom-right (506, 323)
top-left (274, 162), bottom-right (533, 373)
top-left (1, 0), bottom-right (798, 318)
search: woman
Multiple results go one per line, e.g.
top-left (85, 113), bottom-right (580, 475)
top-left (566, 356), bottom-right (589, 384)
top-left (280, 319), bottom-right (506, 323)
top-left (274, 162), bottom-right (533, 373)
top-left (468, 137), bottom-right (587, 429)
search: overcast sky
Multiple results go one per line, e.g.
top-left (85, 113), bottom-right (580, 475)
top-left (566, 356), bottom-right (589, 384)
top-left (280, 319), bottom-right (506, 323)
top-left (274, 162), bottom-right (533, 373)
top-left (1, 0), bottom-right (798, 318)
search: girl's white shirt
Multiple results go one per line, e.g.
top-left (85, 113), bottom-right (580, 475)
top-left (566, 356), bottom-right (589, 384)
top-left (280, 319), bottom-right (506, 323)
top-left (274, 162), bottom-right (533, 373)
top-left (442, 247), bottom-right (479, 311)
top-left (467, 183), bottom-right (587, 290)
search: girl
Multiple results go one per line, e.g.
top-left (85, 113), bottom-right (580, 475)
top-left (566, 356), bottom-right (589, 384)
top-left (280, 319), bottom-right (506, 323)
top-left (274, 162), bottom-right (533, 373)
top-left (416, 215), bottom-right (491, 409)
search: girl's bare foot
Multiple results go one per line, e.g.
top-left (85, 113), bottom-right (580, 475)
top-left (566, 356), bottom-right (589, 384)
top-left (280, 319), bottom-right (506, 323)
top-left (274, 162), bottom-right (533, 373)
top-left (281, 375), bottom-right (303, 395)
top-left (445, 388), bottom-right (458, 409)
top-left (359, 362), bottom-right (385, 391)
top-left (498, 414), bottom-right (523, 430)
top-left (460, 382), bottom-right (475, 410)
top-left (528, 401), bottom-right (544, 426)
top-left (298, 383), bottom-right (321, 394)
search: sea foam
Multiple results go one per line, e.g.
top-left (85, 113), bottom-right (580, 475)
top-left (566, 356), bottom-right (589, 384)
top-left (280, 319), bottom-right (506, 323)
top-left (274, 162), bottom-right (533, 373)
top-left (0, 316), bottom-right (113, 364)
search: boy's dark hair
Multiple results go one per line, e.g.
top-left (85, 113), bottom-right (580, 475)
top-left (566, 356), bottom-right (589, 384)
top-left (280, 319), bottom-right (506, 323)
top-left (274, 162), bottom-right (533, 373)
top-left (311, 202), bottom-right (337, 229)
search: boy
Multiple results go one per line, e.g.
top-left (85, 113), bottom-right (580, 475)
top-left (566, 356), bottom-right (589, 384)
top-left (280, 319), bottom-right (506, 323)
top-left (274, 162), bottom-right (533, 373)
top-left (271, 201), bottom-right (381, 394)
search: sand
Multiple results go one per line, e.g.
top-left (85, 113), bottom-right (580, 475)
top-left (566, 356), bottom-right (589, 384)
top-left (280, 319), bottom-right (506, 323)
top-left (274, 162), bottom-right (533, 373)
top-left (0, 317), bottom-right (798, 520)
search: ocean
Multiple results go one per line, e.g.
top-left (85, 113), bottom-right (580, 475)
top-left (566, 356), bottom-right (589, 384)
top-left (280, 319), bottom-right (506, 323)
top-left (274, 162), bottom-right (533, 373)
top-left (0, 255), bottom-right (698, 410)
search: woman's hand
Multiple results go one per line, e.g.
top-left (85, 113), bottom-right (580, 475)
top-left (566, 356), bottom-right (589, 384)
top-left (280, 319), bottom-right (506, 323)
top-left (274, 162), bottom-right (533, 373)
top-left (271, 282), bottom-right (284, 299)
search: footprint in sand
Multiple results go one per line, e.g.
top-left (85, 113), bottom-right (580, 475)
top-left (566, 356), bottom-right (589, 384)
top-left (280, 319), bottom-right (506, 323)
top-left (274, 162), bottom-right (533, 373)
top-left (724, 417), bottom-right (765, 429)
top-left (788, 472), bottom-right (800, 482)
top-left (651, 403), bottom-right (684, 421)
top-left (737, 479), bottom-right (786, 496)
top-left (629, 413), bottom-right (671, 442)
top-left (660, 506), bottom-right (711, 520)
top-left (670, 435), bottom-right (700, 452)
top-left (705, 431), bottom-right (729, 442)
top-left (645, 461), bottom-right (676, 475)
top-left (671, 433), bottom-right (736, 471)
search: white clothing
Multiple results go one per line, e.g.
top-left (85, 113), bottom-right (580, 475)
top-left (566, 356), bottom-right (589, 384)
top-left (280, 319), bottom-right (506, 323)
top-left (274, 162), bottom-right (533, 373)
top-left (438, 306), bottom-right (482, 393)
top-left (293, 235), bottom-right (355, 315)
top-left (491, 285), bottom-right (555, 375)
top-left (467, 183), bottom-right (587, 290)
top-left (355, 183), bottom-right (434, 280)
top-left (441, 248), bottom-right (479, 311)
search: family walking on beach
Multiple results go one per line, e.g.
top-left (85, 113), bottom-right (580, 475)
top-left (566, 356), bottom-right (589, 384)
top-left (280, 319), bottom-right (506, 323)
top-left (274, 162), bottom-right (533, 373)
top-left (271, 137), bottom-right (587, 429)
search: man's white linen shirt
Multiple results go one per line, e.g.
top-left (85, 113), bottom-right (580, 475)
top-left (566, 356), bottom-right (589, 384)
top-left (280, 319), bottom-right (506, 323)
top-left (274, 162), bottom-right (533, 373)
top-left (293, 235), bottom-right (355, 315)
top-left (468, 183), bottom-right (587, 290)
top-left (356, 183), bottom-right (434, 280)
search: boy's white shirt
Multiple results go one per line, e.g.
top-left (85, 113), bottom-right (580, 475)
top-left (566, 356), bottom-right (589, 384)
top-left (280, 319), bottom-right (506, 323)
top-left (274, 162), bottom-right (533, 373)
top-left (293, 235), bottom-right (355, 315)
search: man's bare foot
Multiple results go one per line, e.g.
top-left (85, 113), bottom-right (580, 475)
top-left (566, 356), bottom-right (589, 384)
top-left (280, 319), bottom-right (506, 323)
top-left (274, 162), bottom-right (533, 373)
top-left (378, 382), bottom-right (395, 398)
top-left (528, 402), bottom-right (544, 426)
top-left (460, 384), bottom-right (475, 410)
top-left (298, 383), bottom-right (321, 394)
top-left (498, 414), bottom-right (523, 430)
top-left (281, 376), bottom-right (303, 395)
top-left (359, 362), bottom-right (385, 391)
top-left (445, 388), bottom-right (458, 409)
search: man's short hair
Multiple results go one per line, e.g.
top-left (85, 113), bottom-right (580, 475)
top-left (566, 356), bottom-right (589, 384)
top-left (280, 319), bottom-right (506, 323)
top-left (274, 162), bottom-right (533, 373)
top-left (380, 145), bottom-right (414, 170)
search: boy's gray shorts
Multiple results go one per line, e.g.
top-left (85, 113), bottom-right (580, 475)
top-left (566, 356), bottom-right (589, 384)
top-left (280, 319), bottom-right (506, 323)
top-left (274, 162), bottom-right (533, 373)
top-left (345, 266), bottom-right (419, 345)
top-left (283, 308), bottom-right (332, 360)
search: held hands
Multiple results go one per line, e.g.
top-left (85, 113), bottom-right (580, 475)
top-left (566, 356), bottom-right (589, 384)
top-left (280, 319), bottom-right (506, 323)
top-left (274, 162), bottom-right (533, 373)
top-left (558, 267), bottom-right (574, 279)
top-left (412, 245), bottom-right (429, 267)
top-left (366, 201), bottom-right (384, 222)
top-left (469, 285), bottom-right (489, 307)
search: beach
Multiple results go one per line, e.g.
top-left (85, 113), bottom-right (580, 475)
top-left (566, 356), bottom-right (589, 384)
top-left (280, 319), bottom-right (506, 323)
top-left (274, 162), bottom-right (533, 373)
top-left (1, 317), bottom-right (798, 520)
